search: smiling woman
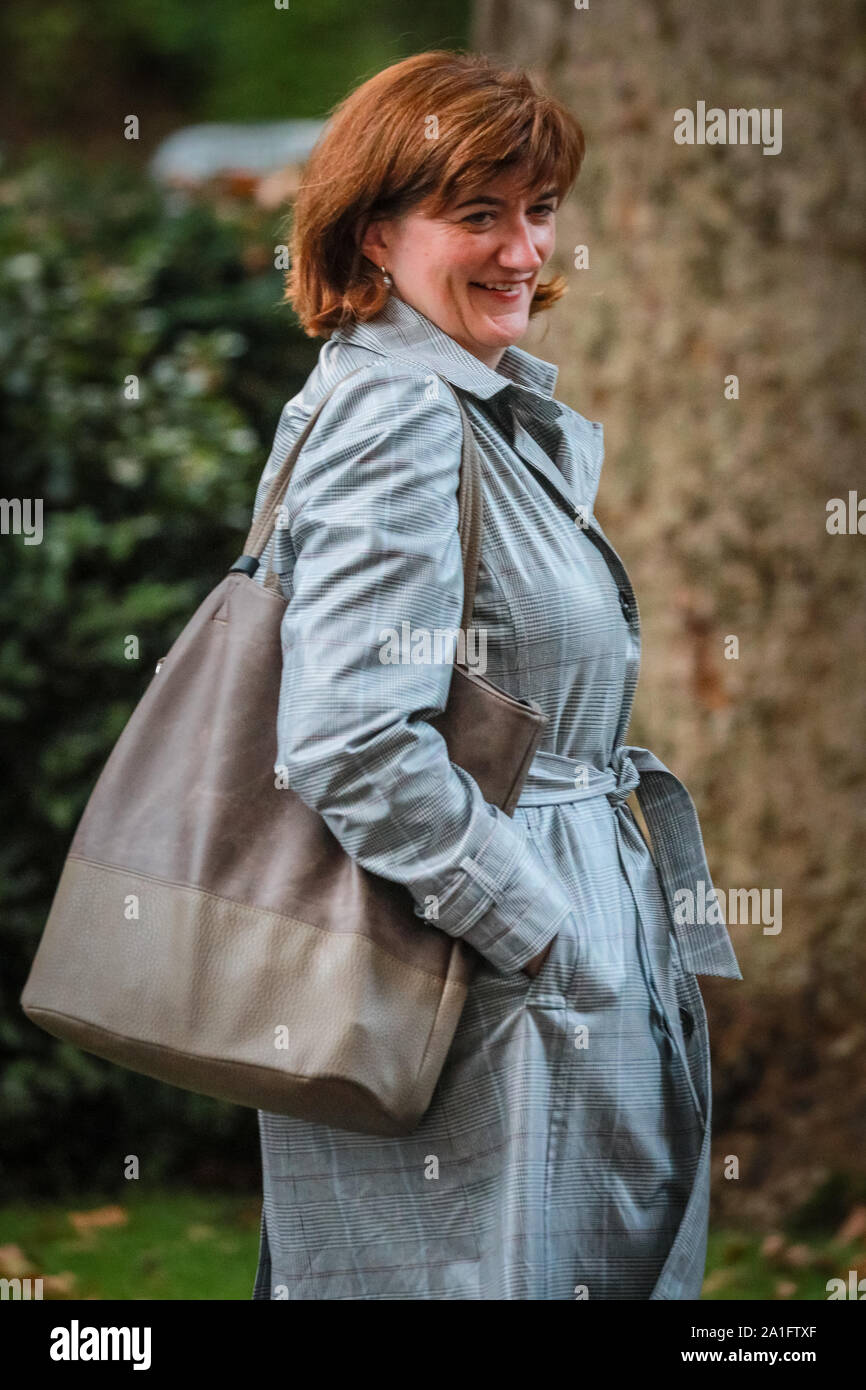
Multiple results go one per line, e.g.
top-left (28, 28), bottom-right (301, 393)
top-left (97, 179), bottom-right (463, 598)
top-left (247, 47), bottom-right (740, 1302)
top-left (286, 49), bottom-right (584, 344)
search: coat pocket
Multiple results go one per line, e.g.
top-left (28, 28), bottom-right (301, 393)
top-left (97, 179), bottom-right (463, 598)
top-left (524, 917), bottom-right (580, 1008)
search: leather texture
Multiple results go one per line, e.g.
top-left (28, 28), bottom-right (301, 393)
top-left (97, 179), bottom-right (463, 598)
top-left (20, 372), bottom-right (546, 1135)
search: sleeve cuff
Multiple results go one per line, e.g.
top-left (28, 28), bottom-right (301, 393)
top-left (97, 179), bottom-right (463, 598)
top-left (415, 805), bottom-right (573, 974)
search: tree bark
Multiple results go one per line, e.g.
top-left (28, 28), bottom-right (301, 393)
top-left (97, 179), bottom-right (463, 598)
top-left (471, 0), bottom-right (866, 1231)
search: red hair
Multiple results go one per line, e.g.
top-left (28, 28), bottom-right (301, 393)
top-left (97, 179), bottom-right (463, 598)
top-left (286, 50), bottom-right (586, 337)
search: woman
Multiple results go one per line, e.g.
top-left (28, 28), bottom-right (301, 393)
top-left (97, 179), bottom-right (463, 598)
top-left (249, 50), bottom-right (741, 1301)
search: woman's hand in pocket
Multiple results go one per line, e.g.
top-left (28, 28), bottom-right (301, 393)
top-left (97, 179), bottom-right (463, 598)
top-left (522, 936), bottom-right (556, 979)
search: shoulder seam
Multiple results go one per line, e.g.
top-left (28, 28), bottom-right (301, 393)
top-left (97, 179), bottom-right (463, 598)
top-left (316, 361), bottom-right (465, 422)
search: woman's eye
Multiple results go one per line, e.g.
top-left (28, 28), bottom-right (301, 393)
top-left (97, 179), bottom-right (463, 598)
top-left (461, 205), bottom-right (556, 226)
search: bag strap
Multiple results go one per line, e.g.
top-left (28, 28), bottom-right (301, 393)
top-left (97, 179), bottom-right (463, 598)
top-left (230, 367), bottom-right (483, 632)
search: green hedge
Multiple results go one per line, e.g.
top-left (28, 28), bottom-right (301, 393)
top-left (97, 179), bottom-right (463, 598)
top-left (0, 160), bottom-right (319, 1197)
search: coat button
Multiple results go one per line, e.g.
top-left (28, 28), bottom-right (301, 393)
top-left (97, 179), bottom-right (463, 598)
top-left (650, 1008), bottom-right (675, 1056)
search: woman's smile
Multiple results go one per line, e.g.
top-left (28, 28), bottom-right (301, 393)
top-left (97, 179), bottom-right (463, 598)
top-left (468, 279), bottom-right (530, 299)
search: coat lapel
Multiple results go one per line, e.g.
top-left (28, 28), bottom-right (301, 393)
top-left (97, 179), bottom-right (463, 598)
top-left (331, 292), bottom-right (606, 528)
top-left (509, 411), bottom-right (606, 533)
top-left (510, 418), bottom-right (584, 518)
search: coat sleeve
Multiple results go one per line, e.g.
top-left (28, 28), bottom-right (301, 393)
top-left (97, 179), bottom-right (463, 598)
top-left (261, 365), bottom-right (572, 974)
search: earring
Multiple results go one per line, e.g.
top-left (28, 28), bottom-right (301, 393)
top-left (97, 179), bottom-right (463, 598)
top-left (380, 265), bottom-right (393, 288)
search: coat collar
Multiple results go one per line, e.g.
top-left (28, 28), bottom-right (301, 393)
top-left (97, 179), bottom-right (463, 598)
top-left (330, 291), bottom-right (563, 424)
top-left (330, 292), bottom-right (605, 519)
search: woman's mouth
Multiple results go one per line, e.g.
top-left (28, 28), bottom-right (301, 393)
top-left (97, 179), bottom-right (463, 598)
top-left (469, 281), bottom-right (527, 300)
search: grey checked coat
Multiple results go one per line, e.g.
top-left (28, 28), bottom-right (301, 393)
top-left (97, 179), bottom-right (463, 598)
top-left (248, 292), bottom-right (742, 1300)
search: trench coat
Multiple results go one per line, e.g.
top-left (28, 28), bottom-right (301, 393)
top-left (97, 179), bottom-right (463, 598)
top-left (248, 291), bottom-right (742, 1300)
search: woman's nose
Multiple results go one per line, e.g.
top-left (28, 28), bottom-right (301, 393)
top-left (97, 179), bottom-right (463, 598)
top-left (495, 220), bottom-right (545, 269)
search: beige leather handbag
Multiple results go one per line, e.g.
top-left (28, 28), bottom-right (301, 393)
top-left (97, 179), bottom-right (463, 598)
top-left (20, 369), bottom-right (547, 1136)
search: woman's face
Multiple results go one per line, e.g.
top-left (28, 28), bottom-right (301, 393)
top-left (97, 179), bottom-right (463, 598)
top-left (361, 166), bottom-right (559, 368)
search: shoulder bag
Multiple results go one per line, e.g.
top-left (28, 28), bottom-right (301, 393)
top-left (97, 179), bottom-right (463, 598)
top-left (20, 368), bottom-right (547, 1136)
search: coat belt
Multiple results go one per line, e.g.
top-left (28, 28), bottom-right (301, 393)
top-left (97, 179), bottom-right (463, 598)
top-left (517, 746), bottom-right (742, 980)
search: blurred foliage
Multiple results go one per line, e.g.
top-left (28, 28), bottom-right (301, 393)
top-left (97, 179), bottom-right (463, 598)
top-left (0, 158), bottom-right (320, 1197)
top-left (0, 0), bottom-right (469, 154)
top-left (0, 0), bottom-right (469, 1206)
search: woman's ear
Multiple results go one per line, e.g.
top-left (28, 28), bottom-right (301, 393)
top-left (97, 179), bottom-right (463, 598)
top-left (359, 218), bottom-right (388, 268)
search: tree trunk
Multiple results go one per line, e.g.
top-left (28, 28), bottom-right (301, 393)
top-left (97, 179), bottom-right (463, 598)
top-left (471, 0), bottom-right (866, 1231)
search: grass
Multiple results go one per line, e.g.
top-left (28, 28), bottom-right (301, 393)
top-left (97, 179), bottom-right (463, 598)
top-left (0, 1189), bottom-right (262, 1300)
top-left (704, 1229), bottom-right (865, 1301)
top-left (1, 1192), bottom-right (861, 1299)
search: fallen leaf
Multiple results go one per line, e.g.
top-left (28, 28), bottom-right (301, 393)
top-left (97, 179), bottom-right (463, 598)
top-left (836, 1205), bottom-right (866, 1245)
top-left (761, 1233), bottom-right (786, 1260)
top-left (42, 1272), bottom-right (78, 1298)
top-left (68, 1205), bottom-right (128, 1233)
top-left (0, 1244), bottom-right (35, 1277)
top-left (784, 1244), bottom-right (813, 1268)
top-left (186, 1224), bottom-right (216, 1242)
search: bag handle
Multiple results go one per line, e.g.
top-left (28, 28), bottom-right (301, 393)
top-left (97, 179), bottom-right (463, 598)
top-left (230, 368), bottom-right (483, 632)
